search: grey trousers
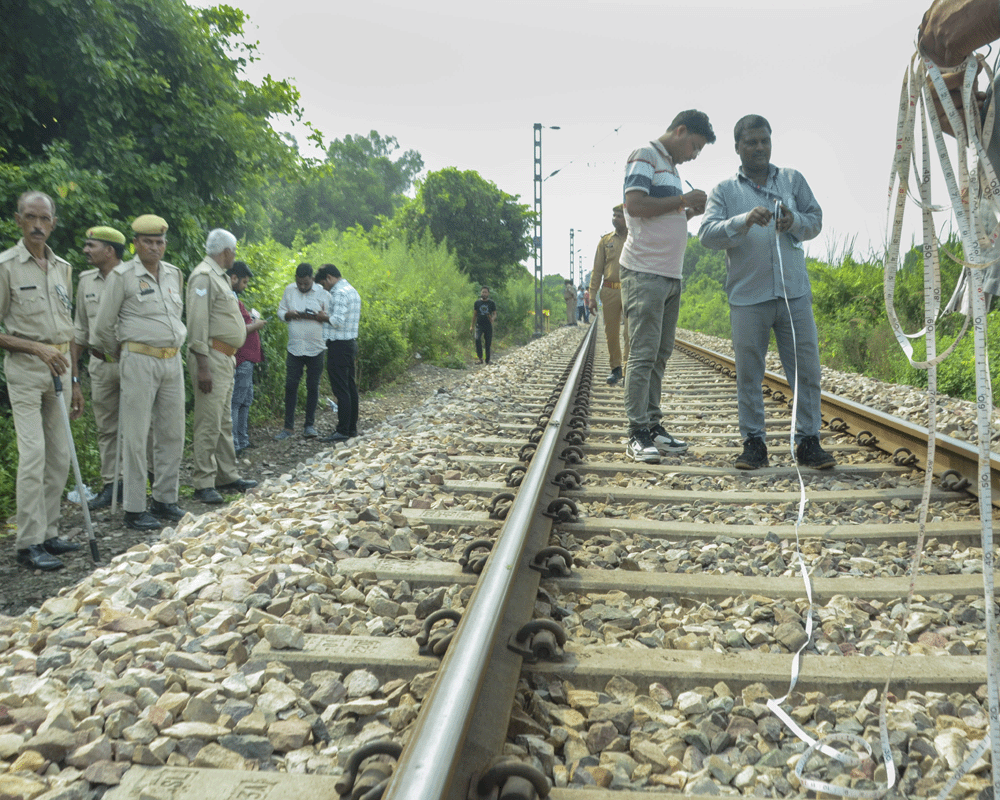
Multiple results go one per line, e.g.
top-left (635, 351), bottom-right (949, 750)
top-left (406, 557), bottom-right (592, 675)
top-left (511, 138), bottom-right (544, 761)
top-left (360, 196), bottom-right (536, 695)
top-left (621, 267), bottom-right (681, 432)
top-left (729, 293), bottom-right (822, 443)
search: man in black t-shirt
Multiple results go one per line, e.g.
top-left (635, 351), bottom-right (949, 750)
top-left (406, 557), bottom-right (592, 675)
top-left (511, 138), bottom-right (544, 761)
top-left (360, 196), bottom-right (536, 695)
top-left (470, 286), bottom-right (498, 364)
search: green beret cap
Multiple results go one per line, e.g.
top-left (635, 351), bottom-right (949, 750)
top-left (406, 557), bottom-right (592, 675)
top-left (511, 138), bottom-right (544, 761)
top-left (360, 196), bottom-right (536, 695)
top-left (132, 214), bottom-right (169, 235)
top-left (86, 225), bottom-right (126, 245)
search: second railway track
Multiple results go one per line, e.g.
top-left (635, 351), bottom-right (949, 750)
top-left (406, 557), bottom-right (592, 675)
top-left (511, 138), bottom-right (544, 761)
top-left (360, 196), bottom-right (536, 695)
top-left (6, 320), bottom-right (998, 800)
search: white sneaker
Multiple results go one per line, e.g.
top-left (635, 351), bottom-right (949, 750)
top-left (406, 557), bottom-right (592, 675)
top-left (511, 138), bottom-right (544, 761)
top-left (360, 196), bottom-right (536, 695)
top-left (627, 429), bottom-right (661, 463)
top-left (650, 423), bottom-right (688, 454)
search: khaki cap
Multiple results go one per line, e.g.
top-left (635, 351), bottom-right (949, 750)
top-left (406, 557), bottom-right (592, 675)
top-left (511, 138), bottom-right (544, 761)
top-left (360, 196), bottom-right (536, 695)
top-left (86, 225), bottom-right (126, 245)
top-left (132, 215), bottom-right (169, 235)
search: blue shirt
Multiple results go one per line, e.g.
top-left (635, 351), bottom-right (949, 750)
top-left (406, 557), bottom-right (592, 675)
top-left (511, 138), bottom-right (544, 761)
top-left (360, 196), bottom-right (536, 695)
top-left (698, 164), bottom-right (822, 305)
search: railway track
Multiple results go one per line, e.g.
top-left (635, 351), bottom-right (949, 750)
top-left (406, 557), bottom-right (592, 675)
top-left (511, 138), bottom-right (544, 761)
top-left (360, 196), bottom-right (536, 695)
top-left (35, 320), bottom-right (998, 800)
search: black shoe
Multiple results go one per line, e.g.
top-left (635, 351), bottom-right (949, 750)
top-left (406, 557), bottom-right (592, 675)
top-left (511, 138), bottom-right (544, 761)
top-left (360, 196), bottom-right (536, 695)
top-left (193, 488), bottom-right (225, 504)
top-left (43, 537), bottom-right (81, 555)
top-left (796, 435), bottom-right (837, 470)
top-left (243, 443), bottom-right (257, 450)
top-left (149, 499), bottom-right (187, 522)
top-left (17, 545), bottom-right (63, 571)
top-left (735, 437), bottom-right (769, 470)
top-left (124, 511), bottom-right (162, 531)
top-left (88, 482), bottom-right (115, 510)
top-left (320, 431), bottom-right (351, 443)
top-left (606, 366), bottom-right (623, 386)
top-left (234, 448), bottom-right (244, 458)
top-left (348, 430), bottom-right (359, 437)
top-left (216, 479), bottom-right (257, 493)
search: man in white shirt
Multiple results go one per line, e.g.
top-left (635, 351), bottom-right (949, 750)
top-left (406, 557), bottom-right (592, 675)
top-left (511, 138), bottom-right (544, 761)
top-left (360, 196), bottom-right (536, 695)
top-left (275, 263), bottom-right (333, 440)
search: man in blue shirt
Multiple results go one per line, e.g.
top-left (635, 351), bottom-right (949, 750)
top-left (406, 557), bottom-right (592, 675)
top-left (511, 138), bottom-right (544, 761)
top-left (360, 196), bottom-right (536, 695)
top-left (316, 264), bottom-right (362, 443)
top-left (699, 114), bottom-right (835, 471)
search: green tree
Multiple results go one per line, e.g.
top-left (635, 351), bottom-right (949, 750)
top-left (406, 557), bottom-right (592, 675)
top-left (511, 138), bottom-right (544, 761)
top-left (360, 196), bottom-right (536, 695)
top-left (390, 167), bottom-right (534, 290)
top-left (264, 131), bottom-right (423, 246)
top-left (1, 0), bottom-right (306, 265)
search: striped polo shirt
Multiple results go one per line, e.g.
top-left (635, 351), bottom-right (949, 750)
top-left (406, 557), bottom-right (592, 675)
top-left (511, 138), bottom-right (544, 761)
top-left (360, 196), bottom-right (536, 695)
top-left (619, 140), bottom-right (688, 279)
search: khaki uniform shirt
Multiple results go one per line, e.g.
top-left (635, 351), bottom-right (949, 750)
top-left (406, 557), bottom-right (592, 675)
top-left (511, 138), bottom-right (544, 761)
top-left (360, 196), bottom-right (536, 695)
top-left (73, 268), bottom-right (112, 354)
top-left (93, 257), bottom-right (186, 354)
top-left (0, 240), bottom-right (74, 345)
top-left (589, 230), bottom-right (625, 298)
top-left (186, 255), bottom-right (246, 354)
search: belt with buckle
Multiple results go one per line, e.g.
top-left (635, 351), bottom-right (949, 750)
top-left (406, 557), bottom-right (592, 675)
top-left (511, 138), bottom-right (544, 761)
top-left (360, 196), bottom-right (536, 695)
top-left (604, 282), bottom-right (621, 290)
top-left (90, 348), bottom-right (116, 363)
top-left (125, 342), bottom-right (179, 359)
top-left (210, 338), bottom-right (238, 357)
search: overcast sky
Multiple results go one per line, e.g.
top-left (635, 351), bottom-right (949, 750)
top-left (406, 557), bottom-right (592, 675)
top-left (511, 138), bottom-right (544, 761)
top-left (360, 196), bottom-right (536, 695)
top-left (217, 0), bottom-right (949, 282)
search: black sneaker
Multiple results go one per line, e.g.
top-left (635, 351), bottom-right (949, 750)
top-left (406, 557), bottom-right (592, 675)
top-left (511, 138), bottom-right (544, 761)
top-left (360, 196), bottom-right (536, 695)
top-left (735, 437), bottom-right (769, 470)
top-left (606, 366), bottom-right (623, 386)
top-left (627, 429), bottom-right (661, 464)
top-left (796, 435), bottom-right (837, 470)
top-left (650, 423), bottom-right (688, 454)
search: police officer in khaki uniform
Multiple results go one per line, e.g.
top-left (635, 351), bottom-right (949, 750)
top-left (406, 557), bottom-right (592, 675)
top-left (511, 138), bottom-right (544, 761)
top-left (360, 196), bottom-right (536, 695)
top-left (92, 214), bottom-right (187, 530)
top-left (71, 226), bottom-right (126, 510)
top-left (0, 191), bottom-right (84, 570)
top-left (588, 204), bottom-right (631, 386)
top-left (186, 229), bottom-right (257, 504)
top-left (563, 279), bottom-right (576, 326)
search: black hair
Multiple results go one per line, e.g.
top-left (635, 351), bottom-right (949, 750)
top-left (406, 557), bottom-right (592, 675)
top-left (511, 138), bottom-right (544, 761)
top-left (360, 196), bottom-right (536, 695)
top-left (668, 109), bottom-right (717, 144)
top-left (227, 260), bottom-right (253, 279)
top-left (733, 114), bottom-right (772, 144)
top-left (295, 262), bottom-right (313, 278)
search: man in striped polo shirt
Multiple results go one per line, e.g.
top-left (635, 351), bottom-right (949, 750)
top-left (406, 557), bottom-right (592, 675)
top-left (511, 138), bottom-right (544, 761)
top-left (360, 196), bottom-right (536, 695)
top-left (620, 110), bottom-right (715, 464)
top-left (698, 114), bottom-right (835, 471)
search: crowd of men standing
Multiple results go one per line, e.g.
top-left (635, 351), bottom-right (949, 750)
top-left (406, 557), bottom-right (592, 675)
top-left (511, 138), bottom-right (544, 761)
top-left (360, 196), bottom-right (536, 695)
top-left (0, 191), bottom-right (362, 572)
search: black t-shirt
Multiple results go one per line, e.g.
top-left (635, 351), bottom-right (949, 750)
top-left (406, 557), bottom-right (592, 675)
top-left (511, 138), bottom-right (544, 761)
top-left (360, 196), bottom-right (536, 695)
top-left (474, 298), bottom-right (496, 326)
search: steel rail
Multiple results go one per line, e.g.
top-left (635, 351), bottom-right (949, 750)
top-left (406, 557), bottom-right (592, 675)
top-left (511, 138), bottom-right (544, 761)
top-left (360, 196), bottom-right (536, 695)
top-left (674, 337), bottom-right (1000, 506)
top-left (382, 323), bottom-right (597, 800)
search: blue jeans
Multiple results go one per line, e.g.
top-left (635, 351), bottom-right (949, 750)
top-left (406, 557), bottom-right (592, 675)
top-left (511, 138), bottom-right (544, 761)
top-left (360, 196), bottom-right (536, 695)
top-left (621, 268), bottom-right (681, 432)
top-left (729, 293), bottom-right (822, 442)
top-left (231, 361), bottom-right (254, 450)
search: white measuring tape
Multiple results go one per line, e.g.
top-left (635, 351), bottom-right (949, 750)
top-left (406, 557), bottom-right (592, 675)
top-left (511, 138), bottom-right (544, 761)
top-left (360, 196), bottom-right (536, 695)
top-left (884, 49), bottom-right (1000, 800)
top-left (760, 198), bottom-right (896, 798)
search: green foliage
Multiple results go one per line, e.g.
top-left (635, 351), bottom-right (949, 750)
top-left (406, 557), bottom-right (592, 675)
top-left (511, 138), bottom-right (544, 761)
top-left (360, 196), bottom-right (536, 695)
top-left (2, 0), bottom-right (305, 267)
top-left (684, 236), bottom-right (727, 285)
top-left (679, 232), bottom-right (1000, 407)
top-left (263, 131), bottom-right (423, 247)
top-left (492, 272), bottom-right (537, 345)
top-left (678, 274), bottom-right (730, 338)
top-left (389, 167), bottom-right (534, 290)
top-left (677, 236), bottom-right (730, 337)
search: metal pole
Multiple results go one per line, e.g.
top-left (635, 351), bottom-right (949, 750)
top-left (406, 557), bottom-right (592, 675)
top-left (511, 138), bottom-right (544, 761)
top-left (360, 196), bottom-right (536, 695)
top-left (53, 376), bottom-right (101, 562)
top-left (569, 228), bottom-right (575, 287)
top-left (533, 123), bottom-right (543, 338)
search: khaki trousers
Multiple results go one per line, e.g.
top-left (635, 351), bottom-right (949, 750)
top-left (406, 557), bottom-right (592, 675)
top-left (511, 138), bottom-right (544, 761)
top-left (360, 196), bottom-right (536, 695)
top-left (599, 287), bottom-right (630, 370)
top-left (6, 352), bottom-right (70, 547)
top-left (565, 298), bottom-right (576, 325)
top-left (119, 349), bottom-right (184, 512)
top-left (188, 348), bottom-right (238, 490)
top-left (87, 356), bottom-right (120, 484)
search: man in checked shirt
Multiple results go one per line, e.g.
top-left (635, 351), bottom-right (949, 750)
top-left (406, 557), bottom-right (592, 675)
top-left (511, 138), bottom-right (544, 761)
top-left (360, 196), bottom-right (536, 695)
top-left (316, 263), bottom-right (362, 443)
top-left (699, 115), bottom-right (836, 472)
